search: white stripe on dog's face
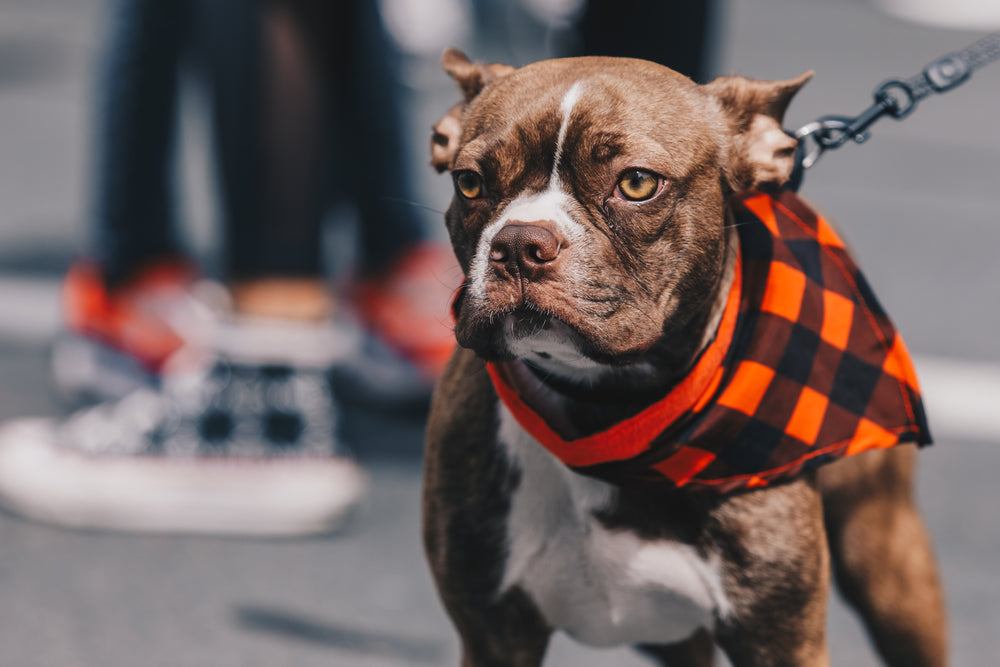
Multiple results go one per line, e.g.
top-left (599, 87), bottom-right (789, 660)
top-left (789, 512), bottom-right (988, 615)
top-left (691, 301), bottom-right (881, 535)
top-left (467, 82), bottom-right (589, 302)
top-left (551, 81), bottom-right (584, 187)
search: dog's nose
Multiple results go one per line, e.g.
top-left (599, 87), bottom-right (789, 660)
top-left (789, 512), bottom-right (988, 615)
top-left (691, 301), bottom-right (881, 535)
top-left (489, 223), bottom-right (563, 278)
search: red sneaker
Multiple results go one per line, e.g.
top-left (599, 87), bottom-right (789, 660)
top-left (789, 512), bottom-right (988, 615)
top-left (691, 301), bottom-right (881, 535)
top-left (53, 259), bottom-right (206, 403)
top-left (61, 259), bottom-right (197, 373)
top-left (353, 244), bottom-right (462, 380)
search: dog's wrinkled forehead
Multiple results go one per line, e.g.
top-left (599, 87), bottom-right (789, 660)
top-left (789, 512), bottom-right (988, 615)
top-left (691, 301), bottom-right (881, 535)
top-left (454, 58), bottom-right (720, 190)
top-left (433, 52), bottom-right (813, 202)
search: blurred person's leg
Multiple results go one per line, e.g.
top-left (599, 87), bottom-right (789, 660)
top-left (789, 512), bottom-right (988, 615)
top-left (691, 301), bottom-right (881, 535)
top-left (576, 0), bottom-right (715, 82)
top-left (90, 0), bottom-right (189, 284)
top-left (317, 0), bottom-right (460, 381)
top-left (209, 0), bottom-right (332, 322)
top-left (335, 0), bottom-right (426, 269)
top-left (60, 0), bottom-right (334, 397)
top-left (60, 0), bottom-right (335, 397)
top-left (56, 0), bottom-right (196, 400)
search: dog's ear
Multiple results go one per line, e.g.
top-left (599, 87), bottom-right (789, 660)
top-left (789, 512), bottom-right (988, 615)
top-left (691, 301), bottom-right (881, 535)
top-left (431, 102), bottom-right (465, 173)
top-left (704, 71), bottom-right (813, 191)
top-left (441, 48), bottom-right (516, 102)
top-left (430, 49), bottom-right (515, 173)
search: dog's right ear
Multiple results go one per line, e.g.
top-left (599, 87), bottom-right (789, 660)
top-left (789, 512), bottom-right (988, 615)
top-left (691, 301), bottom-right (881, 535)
top-left (431, 49), bottom-right (515, 173)
top-left (441, 48), bottom-right (515, 103)
top-left (704, 71), bottom-right (813, 191)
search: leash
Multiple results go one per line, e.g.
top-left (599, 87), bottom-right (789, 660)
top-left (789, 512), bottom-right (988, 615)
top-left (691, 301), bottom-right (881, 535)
top-left (789, 32), bottom-right (1000, 188)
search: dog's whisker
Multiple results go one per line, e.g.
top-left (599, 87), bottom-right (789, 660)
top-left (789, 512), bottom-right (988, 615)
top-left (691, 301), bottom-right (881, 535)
top-left (380, 196), bottom-right (447, 216)
top-left (615, 300), bottom-right (659, 328)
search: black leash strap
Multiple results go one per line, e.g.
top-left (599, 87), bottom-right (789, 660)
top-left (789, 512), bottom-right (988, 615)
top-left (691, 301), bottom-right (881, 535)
top-left (793, 32), bottom-right (1000, 174)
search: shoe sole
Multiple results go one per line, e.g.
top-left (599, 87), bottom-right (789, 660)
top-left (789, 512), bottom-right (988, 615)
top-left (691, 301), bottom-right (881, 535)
top-left (0, 419), bottom-right (368, 537)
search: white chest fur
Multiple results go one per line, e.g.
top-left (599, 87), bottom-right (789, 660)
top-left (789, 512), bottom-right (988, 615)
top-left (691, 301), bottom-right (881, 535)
top-left (497, 405), bottom-right (730, 647)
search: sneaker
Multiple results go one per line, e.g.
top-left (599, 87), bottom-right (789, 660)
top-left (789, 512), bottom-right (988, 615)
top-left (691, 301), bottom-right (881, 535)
top-left (53, 259), bottom-right (206, 403)
top-left (352, 243), bottom-right (461, 382)
top-left (0, 317), bottom-right (367, 536)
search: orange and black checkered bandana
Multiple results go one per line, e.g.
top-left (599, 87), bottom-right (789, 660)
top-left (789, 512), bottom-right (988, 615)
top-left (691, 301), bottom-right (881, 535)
top-left (487, 190), bottom-right (931, 493)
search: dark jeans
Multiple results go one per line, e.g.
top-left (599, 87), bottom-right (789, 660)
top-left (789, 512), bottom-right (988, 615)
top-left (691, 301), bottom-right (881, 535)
top-left (577, 0), bottom-right (715, 82)
top-left (90, 0), bottom-right (425, 287)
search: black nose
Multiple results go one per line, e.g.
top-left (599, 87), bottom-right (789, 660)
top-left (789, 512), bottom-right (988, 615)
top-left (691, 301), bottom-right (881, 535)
top-left (489, 223), bottom-right (564, 278)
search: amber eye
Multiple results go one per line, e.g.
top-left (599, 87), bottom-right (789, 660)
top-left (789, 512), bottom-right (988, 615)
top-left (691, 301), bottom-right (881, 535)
top-left (616, 169), bottom-right (660, 201)
top-left (454, 171), bottom-right (483, 199)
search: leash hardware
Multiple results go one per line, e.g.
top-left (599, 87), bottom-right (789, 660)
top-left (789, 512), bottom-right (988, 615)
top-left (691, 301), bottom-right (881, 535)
top-left (794, 81), bottom-right (915, 171)
top-left (922, 53), bottom-right (971, 93)
top-left (794, 113), bottom-right (878, 171)
top-left (792, 32), bottom-right (999, 173)
top-left (873, 79), bottom-right (918, 119)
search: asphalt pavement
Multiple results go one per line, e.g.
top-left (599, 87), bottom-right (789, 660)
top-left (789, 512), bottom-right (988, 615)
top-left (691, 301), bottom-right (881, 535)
top-left (0, 0), bottom-right (998, 665)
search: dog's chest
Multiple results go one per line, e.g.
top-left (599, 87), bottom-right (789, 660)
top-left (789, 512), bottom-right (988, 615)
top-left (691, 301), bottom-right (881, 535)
top-left (497, 406), bottom-right (728, 647)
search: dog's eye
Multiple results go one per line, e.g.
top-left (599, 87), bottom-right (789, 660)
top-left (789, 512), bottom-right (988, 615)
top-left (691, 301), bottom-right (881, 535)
top-left (616, 170), bottom-right (660, 201)
top-left (454, 171), bottom-right (484, 199)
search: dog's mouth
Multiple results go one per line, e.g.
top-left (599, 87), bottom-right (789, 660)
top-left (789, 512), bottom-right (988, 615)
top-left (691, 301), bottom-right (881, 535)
top-left (503, 306), bottom-right (552, 340)
top-left (450, 266), bottom-right (674, 366)
top-left (454, 297), bottom-right (655, 367)
top-left (454, 301), bottom-right (561, 362)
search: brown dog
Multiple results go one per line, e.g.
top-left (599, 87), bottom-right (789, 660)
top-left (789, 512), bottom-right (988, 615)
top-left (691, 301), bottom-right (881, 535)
top-left (423, 50), bottom-right (946, 666)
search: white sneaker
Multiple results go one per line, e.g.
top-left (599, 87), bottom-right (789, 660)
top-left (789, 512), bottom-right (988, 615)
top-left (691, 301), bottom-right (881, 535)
top-left (0, 318), bottom-right (367, 537)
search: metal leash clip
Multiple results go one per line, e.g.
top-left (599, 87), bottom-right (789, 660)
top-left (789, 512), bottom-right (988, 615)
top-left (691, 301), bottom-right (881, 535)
top-left (793, 32), bottom-right (999, 172)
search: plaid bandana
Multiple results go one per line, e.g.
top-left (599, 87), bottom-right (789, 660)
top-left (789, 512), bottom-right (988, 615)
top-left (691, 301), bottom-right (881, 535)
top-left (488, 190), bottom-right (931, 493)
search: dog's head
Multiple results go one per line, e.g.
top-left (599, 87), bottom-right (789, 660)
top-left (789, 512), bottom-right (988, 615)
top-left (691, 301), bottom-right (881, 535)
top-left (433, 51), bottom-right (809, 376)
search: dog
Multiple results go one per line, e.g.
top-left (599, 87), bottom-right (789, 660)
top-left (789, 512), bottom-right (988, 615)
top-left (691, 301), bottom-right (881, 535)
top-left (422, 49), bottom-right (946, 666)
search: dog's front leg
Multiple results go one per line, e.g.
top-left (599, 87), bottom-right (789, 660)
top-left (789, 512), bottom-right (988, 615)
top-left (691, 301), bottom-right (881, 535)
top-left (425, 467), bottom-right (552, 667)
top-left (424, 350), bottom-right (553, 666)
top-left (711, 477), bottom-right (831, 667)
top-left (425, 497), bottom-right (552, 667)
top-left (448, 587), bottom-right (551, 667)
top-left (638, 628), bottom-right (716, 667)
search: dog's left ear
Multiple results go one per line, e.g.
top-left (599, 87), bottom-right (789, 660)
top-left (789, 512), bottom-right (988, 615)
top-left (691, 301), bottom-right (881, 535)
top-left (704, 71), bottom-right (813, 191)
top-left (431, 49), bottom-right (516, 173)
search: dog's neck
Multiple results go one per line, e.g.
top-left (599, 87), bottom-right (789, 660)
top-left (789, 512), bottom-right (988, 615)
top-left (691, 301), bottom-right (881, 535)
top-left (503, 224), bottom-right (739, 438)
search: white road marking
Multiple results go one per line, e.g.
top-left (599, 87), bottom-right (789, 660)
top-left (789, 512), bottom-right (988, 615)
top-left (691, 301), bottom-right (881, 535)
top-left (0, 275), bottom-right (61, 343)
top-left (0, 274), bottom-right (996, 442)
top-left (911, 356), bottom-right (1000, 443)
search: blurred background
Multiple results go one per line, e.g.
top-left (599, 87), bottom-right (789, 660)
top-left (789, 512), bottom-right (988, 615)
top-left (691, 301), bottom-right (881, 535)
top-left (0, 0), bottom-right (997, 665)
